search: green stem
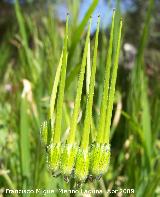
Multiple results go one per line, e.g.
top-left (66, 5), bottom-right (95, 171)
top-left (96, 10), bottom-right (115, 144)
top-left (81, 17), bottom-right (100, 149)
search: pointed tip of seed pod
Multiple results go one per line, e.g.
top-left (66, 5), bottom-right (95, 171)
top-left (67, 12), bottom-right (70, 16)
top-left (113, 8), bottom-right (116, 12)
top-left (97, 15), bottom-right (101, 25)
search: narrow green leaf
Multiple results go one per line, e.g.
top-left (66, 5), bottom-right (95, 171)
top-left (20, 80), bottom-right (31, 189)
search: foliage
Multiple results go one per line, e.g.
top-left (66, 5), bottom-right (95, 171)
top-left (0, 0), bottom-right (160, 196)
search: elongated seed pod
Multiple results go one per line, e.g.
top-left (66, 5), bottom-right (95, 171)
top-left (104, 18), bottom-right (122, 144)
top-left (53, 14), bottom-right (69, 143)
top-left (48, 15), bottom-right (69, 174)
top-left (60, 19), bottom-right (92, 178)
top-left (96, 10), bottom-right (115, 144)
top-left (67, 18), bottom-right (92, 144)
top-left (74, 17), bottom-right (100, 182)
top-left (81, 16), bottom-right (100, 149)
top-left (49, 52), bottom-right (63, 120)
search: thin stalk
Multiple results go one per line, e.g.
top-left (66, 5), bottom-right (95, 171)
top-left (104, 19), bottom-right (122, 143)
top-left (53, 15), bottom-right (69, 143)
top-left (67, 19), bottom-right (92, 144)
top-left (96, 10), bottom-right (115, 144)
top-left (81, 16), bottom-right (100, 149)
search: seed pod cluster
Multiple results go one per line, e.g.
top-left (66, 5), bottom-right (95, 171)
top-left (40, 11), bottom-right (122, 184)
top-left (41, 140), bottom-right (110, 182)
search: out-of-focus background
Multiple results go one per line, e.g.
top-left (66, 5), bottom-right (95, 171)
top-left (0, 0), bottom-right (160, 196)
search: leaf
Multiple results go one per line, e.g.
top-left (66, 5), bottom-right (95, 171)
top-left (20, 79), bottom-right (31, 188)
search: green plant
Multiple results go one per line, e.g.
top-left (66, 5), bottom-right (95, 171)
top-left (41, 10), bottom-right (122, 185)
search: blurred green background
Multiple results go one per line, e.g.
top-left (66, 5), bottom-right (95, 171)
top-left (0, 0), bottom-right (160, 196)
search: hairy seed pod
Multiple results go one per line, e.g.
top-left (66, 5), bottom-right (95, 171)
top-left (60, 143), bottom-right (78, 176)
top-left (47, 143), bottom-right (61, 175)
top-left (75, 148), bottom-right (89, 182)
top-left (89, 143), bottom-right (110, 177)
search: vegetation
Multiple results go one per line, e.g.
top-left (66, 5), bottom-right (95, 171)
top-left (0, 0), bottom-right (160, 196)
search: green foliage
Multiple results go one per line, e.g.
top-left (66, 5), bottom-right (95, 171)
top-left (0, 0), bottom-right (160, 196)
